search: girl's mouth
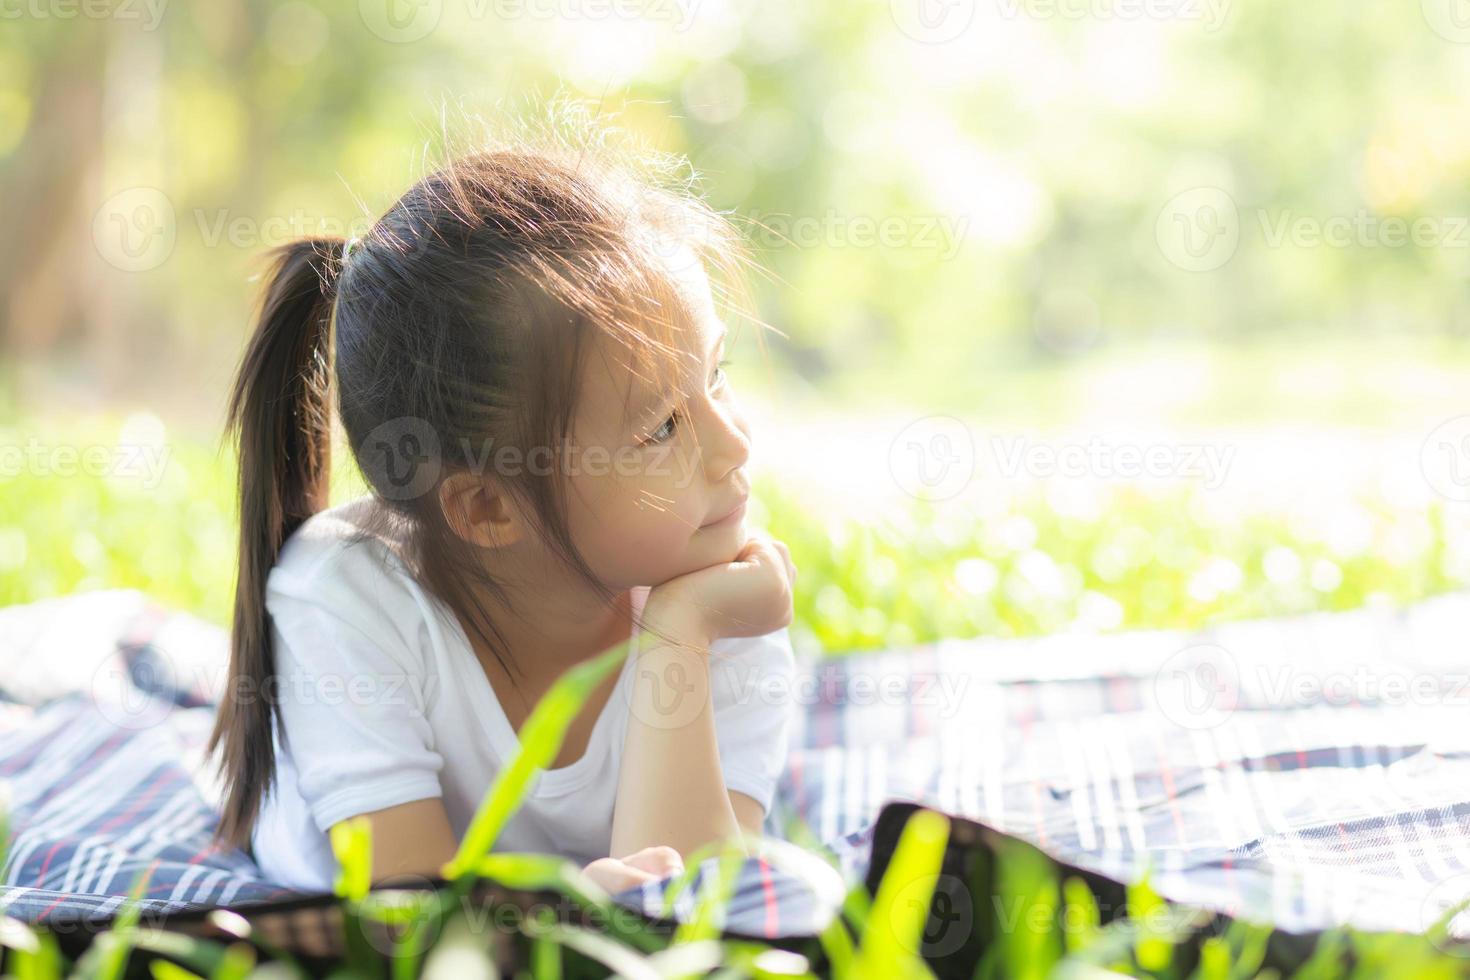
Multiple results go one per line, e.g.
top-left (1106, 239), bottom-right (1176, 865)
top-left (700, 497), bottom-right (747, 528)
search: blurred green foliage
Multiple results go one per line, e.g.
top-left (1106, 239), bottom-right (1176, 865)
top-left (4, 3), bottom-right (1470, 411)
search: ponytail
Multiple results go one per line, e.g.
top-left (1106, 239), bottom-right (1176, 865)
top-left (210, 237), bottom-right (341, 850)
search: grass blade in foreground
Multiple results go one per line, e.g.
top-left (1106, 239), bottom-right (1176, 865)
top-left (855, 807), bottom-right (949, 980)
top-left (444, 637), bottom-right (630, 879)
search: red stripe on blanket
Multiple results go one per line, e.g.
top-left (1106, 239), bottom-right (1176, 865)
top-left (758, 857), bottom-right (779, 936)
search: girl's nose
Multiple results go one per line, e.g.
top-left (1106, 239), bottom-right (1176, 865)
top-left (700, 397), bottom-right (752, 482)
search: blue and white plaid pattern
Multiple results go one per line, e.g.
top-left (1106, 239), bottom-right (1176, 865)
top-left (3, 589), bottom-right (1470, 939)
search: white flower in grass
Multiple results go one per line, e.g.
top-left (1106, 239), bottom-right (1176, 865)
top-left (1186, 557), bottom-right (1243, 603)
top-left (1262, 547), bottom-right (1302, 586)
top-left (1309, 559), bottom-right (1343, 593)
top-left (953, 558), bottom-right (998, 597)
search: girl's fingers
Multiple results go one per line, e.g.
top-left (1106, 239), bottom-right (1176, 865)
top-left (582, 857), bottom-right (658, 893)
top-left (768, 538), bottom-right (796, 582)
top-left (618, 844), bottom-right (685, 877)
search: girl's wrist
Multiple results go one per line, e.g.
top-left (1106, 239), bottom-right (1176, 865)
top-left (640, 597), bottom-right (714, 652)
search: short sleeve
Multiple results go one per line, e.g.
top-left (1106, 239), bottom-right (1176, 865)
top-left (708, 626), bottom-right (797, 815)
top-left (265, 549), bottom-right (445, 833)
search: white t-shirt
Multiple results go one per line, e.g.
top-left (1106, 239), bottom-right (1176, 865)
top-left (251, 498), bottom-right (796, 893)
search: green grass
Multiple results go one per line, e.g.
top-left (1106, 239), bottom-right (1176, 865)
top-left (5, 414), bottom-right (1467, 657)
top-left (5, 413), bottom-right (1470, 976)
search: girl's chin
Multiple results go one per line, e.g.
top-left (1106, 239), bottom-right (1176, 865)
top-left (701, 520), bottom-right (751, 560)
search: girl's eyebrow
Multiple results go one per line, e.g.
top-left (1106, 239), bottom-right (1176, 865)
top-left (625, 326), bottom-right (727, 429)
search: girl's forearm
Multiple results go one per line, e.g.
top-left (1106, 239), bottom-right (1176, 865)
top-left (610, 608), bottom-right (745, 861)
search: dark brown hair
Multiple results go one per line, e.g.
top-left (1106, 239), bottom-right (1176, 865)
top-left (208, 118), bottom-right (764, 850)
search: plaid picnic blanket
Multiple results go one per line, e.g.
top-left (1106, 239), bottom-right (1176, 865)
top-left (2, 589), bottom-right (1469, 942)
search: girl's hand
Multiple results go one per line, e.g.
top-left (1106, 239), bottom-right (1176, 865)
top-left (581, 845), bottom-right (685, 893)
top-left (646, 532), bottom-right (797, 643)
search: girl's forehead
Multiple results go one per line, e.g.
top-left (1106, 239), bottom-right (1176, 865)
top-left (578, 309), bottom-right (719, 435)
top-left (583, 247), bottom-right (722, 427)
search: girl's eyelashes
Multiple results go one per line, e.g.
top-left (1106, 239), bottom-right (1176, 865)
top-left (643, 360), bottom-right (731, 446)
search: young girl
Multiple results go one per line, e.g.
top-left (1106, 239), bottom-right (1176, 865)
top-left (207, 130), bottom-right (798, 896)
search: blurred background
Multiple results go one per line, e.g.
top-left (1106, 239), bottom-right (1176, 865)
top-left (4, 0), bottom-right (1470, 658)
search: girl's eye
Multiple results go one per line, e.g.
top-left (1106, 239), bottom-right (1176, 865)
top-left (648, 410), bottom-right (681, 444)
top-left (643, 360), bottom-right (732, 446)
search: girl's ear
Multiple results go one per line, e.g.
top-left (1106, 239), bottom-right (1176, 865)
top-left (438, 472), bottom-right (524, 549)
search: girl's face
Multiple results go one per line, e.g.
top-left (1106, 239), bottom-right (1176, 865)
top-left (562, 253), bottom-right (754, 590)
